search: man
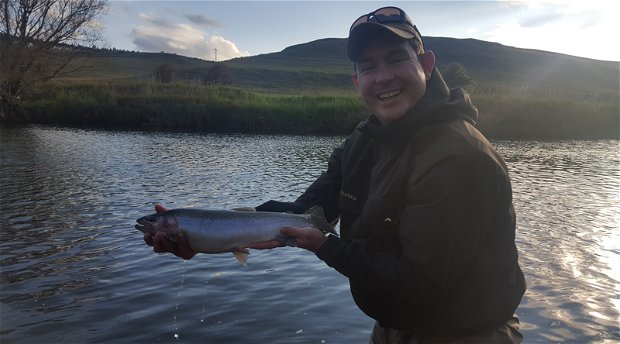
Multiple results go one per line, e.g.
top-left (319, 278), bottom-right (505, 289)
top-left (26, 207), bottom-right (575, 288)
top-left (145, 6), bottom-right (526, 343)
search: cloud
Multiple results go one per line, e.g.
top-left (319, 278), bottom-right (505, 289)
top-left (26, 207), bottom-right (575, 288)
top-left (131, 14), bottom-right (249, 60)
top-left (519, 12), bottom-right (564, 28)
top-left (511, 1), bottom-right (611, 28)
top-left (481, 1), bottom-right (619, 60)
top-left (184, 14), bottom-right (221, 27)
top-left (138, 13), bottom-right (175, 28)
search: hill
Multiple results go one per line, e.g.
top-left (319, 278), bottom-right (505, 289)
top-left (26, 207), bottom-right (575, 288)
top-left (74, 36), bottom-right (619, 101)
top-left (229, 37), bottom-right (619, 100)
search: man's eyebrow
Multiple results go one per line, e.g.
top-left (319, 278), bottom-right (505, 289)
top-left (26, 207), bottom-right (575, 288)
top-left (386, 47), bottom-right (412, 58)
top-left (356, 45), bottom-right (413, 64)
top-left (356, 56), bottom-right (374, 64)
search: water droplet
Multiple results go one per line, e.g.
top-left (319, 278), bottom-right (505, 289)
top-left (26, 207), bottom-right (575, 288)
top-left (296, 329), bottom-right (303, 334)
top-left (174, 333), bottom-right (179, 339)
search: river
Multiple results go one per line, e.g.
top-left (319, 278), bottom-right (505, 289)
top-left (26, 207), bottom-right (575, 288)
top-left (1, 126), bottom-right (618, 343)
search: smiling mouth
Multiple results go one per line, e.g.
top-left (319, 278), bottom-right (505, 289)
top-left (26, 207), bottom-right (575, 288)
top-left (378, 89), bottom-right (401, 101)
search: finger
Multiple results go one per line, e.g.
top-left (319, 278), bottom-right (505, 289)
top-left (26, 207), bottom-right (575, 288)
top-left (280, 226), bottom-right (307, 237)
top-left (155, 204), bottom-right (168, 213)
top-left (143, 232), bottom-right (154, 246)
top-left (152, 231), bottom-right (174, 253)
top-left (160, 234), bottom-right (179, 253)
top-left (151, 232), bottom-right (165, 253)
top-left (280, 226), bottom-right (326, 252)
top-left (176, 233), bottom-right (196, 260)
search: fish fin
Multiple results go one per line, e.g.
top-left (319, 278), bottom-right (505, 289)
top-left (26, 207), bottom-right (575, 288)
top-left (233, 249), bottom-right (250, 267)
top-left (305, 206), bottom-right (338, 236)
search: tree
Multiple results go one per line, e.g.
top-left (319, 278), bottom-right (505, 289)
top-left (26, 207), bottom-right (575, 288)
top-left (440, 63), bottom-right (474, 88)
top-left (153, 63), bottom-right (174, 83)
top-left (203, 62), bottom-right (233, 86)
top-left (0, 0), bottom-right (108, 121)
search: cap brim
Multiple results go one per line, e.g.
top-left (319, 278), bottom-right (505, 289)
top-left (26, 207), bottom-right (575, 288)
top-left (347, 22), bottom-right (416, 60)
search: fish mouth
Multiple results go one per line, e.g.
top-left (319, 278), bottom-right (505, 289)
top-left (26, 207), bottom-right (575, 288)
top-left (135, 218), bottom-right (153, 233)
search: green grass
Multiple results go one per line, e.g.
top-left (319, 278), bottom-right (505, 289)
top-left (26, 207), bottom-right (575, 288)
top-left (474, 93), bottom-right (619, 139)
top-left (24, 80), bottom-right (619, 139)
top-left (25, 81), bottom-right (367, 134)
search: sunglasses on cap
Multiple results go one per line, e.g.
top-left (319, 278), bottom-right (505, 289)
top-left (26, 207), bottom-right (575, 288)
top-left (350, 7), bottom-right (413, 32)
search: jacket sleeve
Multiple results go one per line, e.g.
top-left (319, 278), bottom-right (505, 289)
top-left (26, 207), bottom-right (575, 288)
top-left (316, 152), bottom-right (508, 306)
top-left (256, 140), bottom-right (344, 224)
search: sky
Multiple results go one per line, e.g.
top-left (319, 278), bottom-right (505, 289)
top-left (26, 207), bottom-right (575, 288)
top-left (103, 1), bottom-right (620, 62)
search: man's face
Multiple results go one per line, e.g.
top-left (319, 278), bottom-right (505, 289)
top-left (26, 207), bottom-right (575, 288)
top-left (353, 37), bottom-right (434, 124)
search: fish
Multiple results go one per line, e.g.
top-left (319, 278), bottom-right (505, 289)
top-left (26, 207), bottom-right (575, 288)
top-left (135, 206), bottom-right (336, 266)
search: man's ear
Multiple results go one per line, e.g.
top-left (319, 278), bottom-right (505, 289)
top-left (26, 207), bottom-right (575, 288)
top-left (419, 51), bottom-right (436, 80)
top-left (352, 72), bottom-right (360, 92)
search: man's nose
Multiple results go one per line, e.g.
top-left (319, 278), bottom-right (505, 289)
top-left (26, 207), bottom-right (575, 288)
top-left (375, 63), bottom-right (395, 83)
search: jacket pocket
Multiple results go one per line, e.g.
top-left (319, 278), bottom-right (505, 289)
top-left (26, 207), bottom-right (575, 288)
top-left (362, 195), bottom-right (402, 237)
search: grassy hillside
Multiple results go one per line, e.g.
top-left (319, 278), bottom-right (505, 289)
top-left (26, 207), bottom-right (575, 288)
top-left (228, 37), bottom-right (619, 101)
top-left (25, 37), bottom-right (620, 139)
top-left (65, 37), bottom-right (618, 100)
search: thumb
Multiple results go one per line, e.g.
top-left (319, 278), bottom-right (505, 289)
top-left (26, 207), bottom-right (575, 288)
top-left (280, 226), bottom-right (302, 237)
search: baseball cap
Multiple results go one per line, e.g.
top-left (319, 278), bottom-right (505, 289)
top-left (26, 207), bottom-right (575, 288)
top-left (347, 6), bottom-right (425, 61)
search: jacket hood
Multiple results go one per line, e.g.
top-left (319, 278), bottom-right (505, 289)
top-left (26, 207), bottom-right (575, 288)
top-left (360, 67), bottom-right (478, 138)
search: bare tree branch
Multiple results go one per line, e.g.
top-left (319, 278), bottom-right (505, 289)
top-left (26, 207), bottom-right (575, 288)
top-left (1, 0), bottom-right (108, 121)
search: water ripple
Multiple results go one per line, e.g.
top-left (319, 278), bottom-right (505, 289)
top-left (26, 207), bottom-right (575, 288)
top-left (1, 128), bottom-right (618, 343)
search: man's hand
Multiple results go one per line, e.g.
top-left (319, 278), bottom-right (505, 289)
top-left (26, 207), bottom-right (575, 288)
top-left (248, 226), bottom-right (327, 253)
top-left (143, 204), bottom-right (197, 260)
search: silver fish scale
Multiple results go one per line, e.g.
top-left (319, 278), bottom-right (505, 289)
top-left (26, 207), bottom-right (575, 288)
top-left (153, 208), bottom-right (316, 253)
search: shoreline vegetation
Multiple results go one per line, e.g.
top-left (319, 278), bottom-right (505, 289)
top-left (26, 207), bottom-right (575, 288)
top-left (24, 82), bottom-right (366, 135)
top-left (22, 80), bottom-right (619, 139)
top-left (5, 37), bottom-right (619, 139)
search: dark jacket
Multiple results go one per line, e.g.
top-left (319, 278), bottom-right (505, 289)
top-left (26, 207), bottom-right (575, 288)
top-left (257, 69), bottom-right (526, 336)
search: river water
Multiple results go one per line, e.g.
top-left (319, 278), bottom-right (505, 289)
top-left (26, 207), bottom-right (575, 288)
top-left (0, 126), bottom-right (618, 343)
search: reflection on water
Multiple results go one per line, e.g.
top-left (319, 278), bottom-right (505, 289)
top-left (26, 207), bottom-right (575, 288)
top-left (497, 140), bottom-right (620, 343)
top-left (1, 127), bottom-right (619, 343)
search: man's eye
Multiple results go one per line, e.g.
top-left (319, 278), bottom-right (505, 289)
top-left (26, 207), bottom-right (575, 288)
top-left (359, 64), bottom-right (375, 72)
top-left (390, 56), bottom-right (408, 63)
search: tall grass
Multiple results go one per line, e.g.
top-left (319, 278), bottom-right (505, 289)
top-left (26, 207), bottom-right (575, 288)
top-left (474, 93), bottom-right (619, 139)
top-left (25, 81), bottom-right (619, 139)
top-left (26, 81), bottom-right (367, 134)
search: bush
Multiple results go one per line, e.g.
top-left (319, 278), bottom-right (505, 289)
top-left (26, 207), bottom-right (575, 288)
top-left (203, 63), bottom-right (233, 85)
top-left (153, 64), bottom-right (175, 83)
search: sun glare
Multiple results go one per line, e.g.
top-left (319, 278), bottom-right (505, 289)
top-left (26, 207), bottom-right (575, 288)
top-left (489, 0), bottom-right (620, 60)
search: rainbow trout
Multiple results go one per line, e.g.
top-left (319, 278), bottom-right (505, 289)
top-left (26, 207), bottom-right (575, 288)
top-left (135, 206), bottom-right (335, 265)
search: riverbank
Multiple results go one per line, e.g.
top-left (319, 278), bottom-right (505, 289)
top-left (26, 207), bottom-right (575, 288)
top-left (23, 81), bottom-right (620, 139)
